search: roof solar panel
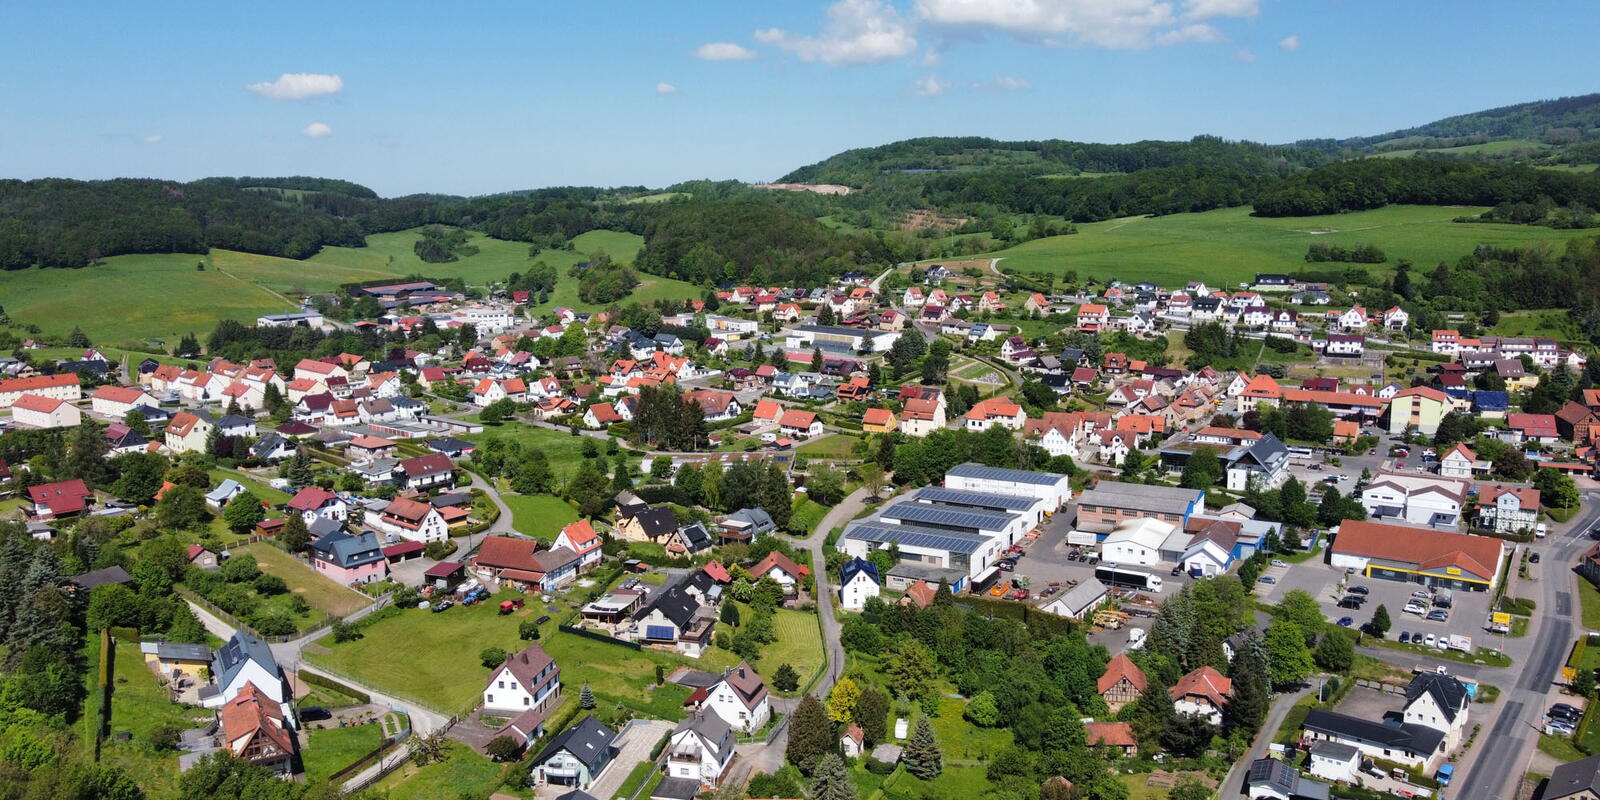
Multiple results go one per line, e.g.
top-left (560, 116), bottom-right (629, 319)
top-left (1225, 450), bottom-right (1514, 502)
top-left (913, 487), bottom-right (1037, 511)
top-left (843, 522), bottom-right (987, 554)
top-left (945, 463), bottom-right (1066, 486)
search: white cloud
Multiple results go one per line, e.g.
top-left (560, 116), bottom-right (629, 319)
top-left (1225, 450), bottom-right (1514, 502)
top-left (246, 72), bottom-right (344, 100)
top-left (914, 0), bottom-right (1254, 49)
top-left (656, 82), bottom-right (679, 94)
top-left (1232, 48), bottom-right (1255, 62)
top-left (912, 74), bottom-right (946, 96)
top-left (695, 42), bottom-right (756, 61)
top-left (142, 135), bottom-right (162, 144)
top-left (755, 0), bottom-right (917, 65)
top-left (972, 73), bottom-right (1031, 91)
top-left (1182, 0), bottom-right (1259, 19)
top-left (1153, 23), bottom-right (1222, 45)
top-left (1279, 34), bottom-right (1300, 51)
top-left (301, 122), bottom-right (333, 138)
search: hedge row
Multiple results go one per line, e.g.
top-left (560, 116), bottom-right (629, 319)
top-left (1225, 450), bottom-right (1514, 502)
top-left (299, 669), bottom-right (372, 704)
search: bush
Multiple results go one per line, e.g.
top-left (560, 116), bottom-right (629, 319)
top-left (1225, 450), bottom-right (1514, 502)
top-left (298, 670), bottom-right (371, 704)
top-left (864, 757), bottom-right (897, 775)
top-left (480, 647), bottom-right (507, 668)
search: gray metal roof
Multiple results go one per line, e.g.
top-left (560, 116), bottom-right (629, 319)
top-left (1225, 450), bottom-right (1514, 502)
top-left (215, 631), bottom-right (279, 691)
top-left (945, 463), bottom-right (1067, 486)
top-left (1078, 481), bottom-right (1203, 515)
top-left (879, 501), bottom-right (1019, 533)
top-left (911, 486), bottom-right (1040, 512)
top-left (844, 522), bottom-right (987, 555)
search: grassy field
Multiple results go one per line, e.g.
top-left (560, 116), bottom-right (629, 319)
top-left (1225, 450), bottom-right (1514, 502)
top-left (754, 609), bottom-right (825, 692)
top-left (301, 723), bottom-right (385, 783)
top-left (95, 639), bottom-right (215, 800)
top-left (239, 542), bottom-right (370, 617)
top-left (1580, 578), bottom-right (1600, 630)
top-left (0, 226), bottom-right (691, 344)
top-left (1490, 309), bottom-right (1586, 343)
top-left (306, 592), bottom-right (529, 714)
top-left (796, 433), bottom-right (860, 458)
top-left (209, 468), bottom-right (292, 506)
top-left (372, 740), bottom-right (501, 800)
top-left (1372, 139), bottom-right (1550, 159)
top-left (963, 205), bottom-right (1599, 288)
top-left (501, 493), bottom-right (579, 541)
top-left (1, 253), bottom-right (292, 347)
top-left (464, 422), bottom-right (598, 479)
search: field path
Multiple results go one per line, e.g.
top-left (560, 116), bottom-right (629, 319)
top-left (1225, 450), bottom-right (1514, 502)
top-left (211, 257), bottom-right (299, 311)
top-left (987, 257), bottom-right (1004, 276)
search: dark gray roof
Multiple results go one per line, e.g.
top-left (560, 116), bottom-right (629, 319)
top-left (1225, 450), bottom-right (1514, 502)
top-left (1247, 758), bottom-right (1296, 795)
top-left (144, 641), bottom-right (213, 662)
top-left (840, 557), bottom-right (879, 587)
top-left (632, 507), bottom-right (677, 537)
top-left (676, 522), bottom-right (713, 553)
top-left (911, 486), bottom-right (1039, 512)
top-left (945, 463), bottom-right (1067, 486)
top-left (72, 566), bottom-right (133, 589)
top-left (673, 710), bottom-right (736, 763)
top-left (308, 516), bottom-right (344, 538)
top-left (1405, 673), bottom-right (1469, 724)
top-left (724, 507), bottom-right (774, 531)
top-left (1302, 709), bottom-right (1444, 756)
top-left (1309, 741), bottom-right (1359, 762)
top-left (651, 778), bottom-right (703, 800)
top-left (1545, 753), bottom-right (1600, 799)
top-left (215, 631), bottom-right (279, 690)
top-left (637, 577), bottom-right (703, 628)
top-left (250, 433), bottom-right (292, 458)
top-left (843, 522), bottom-right (987, 555)
top-left (536, 714), bottom-right (616, 770)
top-left (310, 530), bottom-right (385, 569)
top-left (1238, 433), bottom-right (1289, 470)
top-left (878, 501), bottom-right (1019, 533)
top-left (216, 414), bottom-right (253, 430)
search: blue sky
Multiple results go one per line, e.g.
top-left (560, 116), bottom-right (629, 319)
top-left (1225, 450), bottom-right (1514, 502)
top-left (2, 0), bottom-right (1595, 197)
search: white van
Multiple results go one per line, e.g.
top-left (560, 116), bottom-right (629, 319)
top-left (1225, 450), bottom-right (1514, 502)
top-left (1127, 628), bottom-right (1147, 650)
top-left (1536, 523), bottom-right (1548, 539)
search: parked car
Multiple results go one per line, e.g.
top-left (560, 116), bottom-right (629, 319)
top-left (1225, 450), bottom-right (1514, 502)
top-left (1337, 617), bottom-right (1354, 627)
top-left (1411, 590), bottom-right (1432, 599)
top-left (1338, 598), bottom-right (1362, 610)
top-left (1349, 586), bottom-right (1369, 595)
top-left (301, 706), bottom-right (332, 722)
top-left (1404, 602), bottom-right (1427, 615)
top-left (1171, 565), bottom-right (1184, 576)
top-left (1427, 610), bottom-right (1449, 622)
top-left (1271, 559), bottom-right (1287, 567)
top-left (1399, 632), bottom-right (1411, 644)
top-left (1258, 576), bottom-right (1277, 585)
top-left (432, 600), bottom-right (454, 613)
top-left (1531, 553), bottom-right (1542, 563)
top-left (1423, 633), bottom-right (1437, 647)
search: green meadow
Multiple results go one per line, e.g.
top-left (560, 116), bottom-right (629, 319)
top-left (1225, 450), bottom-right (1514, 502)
top-left (966, 204), bottom-right (1600, 287)
top-left (1, 227), bottom-right (699, 346)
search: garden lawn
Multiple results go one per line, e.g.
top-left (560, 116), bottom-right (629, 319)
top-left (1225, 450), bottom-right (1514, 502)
top-left (501, 493), bottom-right (579, 541)
top-left (372, 740), bottom-right (501, 800)
top-left (301, 723), bottom-right (385, 783)
top-left (965, 205), bottom-right (1599, 289)
top-left (754, 609), bottom-right (825, 693)
top-left (789, 498), bottom-right (827, 536)
top-left (94, 638), bottom-right (214, 800)
top-left (305, 593), bottom-right (529, 715)
top-left (209, 468), bottom-right (292, 506)
top-left (239, 542), bottom-right (370, 616)
top-left (540, 629), bottom-right (717, 719)
top-left (1583, 579), bottom-right (1600, 630)
top-left (463, 422), bottom-right (598, 479)
top-left (796, 433), bottom-right (860, 458)
top-left (926, 693), bottom-right (1013, 762)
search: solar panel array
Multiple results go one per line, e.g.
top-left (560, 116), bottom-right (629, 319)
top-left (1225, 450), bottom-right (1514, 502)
top-left (843, 522), bottom-right (986, 554)
top-left (945, 462), bottom-right (1067, 486)
top-left (879, 501), bottom-right (1019, 532)
top-left (913, 486), bottom-right (1038, 512)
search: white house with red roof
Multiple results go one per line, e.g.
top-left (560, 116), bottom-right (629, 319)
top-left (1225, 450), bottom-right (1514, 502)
top-left (1076, 303), bottom-right (1109, 331)
top-left (1476, 484), bottom-right (1540, 534)
top-left (286, 486), bottom-right (348, 525)
top-left (28, 479), bottom-right (94, 520)
top-left (778, 409), bottom-right (822, 439)
top-left (473, 377), bottom-right (528, 407)
top-left (11, 393), bottom-right (81, 429)
top-left (90, 385), bottom-right (158, 418)
top-left (292, 358), bottom-right (346, 384)
top-left (0, 373), bottom-right (82, 408)
top-left (1337, 307), bottom-right (1369, 331)
top-left (963, 397), bottom-right (1026, 431)
top-left (553, 519), bottom-right (604, 572)
top-left (1382, 306), bottom-right (1409, 330)
top-left (689, 662), bottom-right (771, 734)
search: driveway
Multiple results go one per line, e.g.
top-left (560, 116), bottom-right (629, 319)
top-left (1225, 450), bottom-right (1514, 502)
top-left (575, 719), bottom-right (673, 800)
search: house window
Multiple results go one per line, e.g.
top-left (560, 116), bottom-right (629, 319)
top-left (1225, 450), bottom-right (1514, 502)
top-left (486, 694), bottom-right (494, 703)
top-left (525, 697), bottom-right (531, 705)
top-left (498, 681), bottom-right (505, 689)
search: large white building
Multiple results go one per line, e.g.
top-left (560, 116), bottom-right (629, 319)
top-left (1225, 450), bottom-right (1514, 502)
top-left (1359, 472), bottom-right (1469, 528)
top-left (943, 463), bottom-right (1071, 512)
top-left (782, 324), bottom-right (900, 354)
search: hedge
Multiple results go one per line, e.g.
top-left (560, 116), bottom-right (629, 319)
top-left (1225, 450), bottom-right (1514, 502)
top-left (299, 669), bottom-right (372, 704)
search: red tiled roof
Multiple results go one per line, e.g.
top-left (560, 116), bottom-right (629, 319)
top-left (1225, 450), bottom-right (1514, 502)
top-left (0, 373), bottom-right (79, 394)
top-left (286, 487), bottom-right (338, 512)
top-left (475, 535), bottom-right (542, 572)
top-left (28, 479), bottom-right (92, 516)
top-left (1169, 666), bottom-right (1231, 707)
top-left (753, 551), bottom-right (809, 579)
top-left (12, 393), bottom-right (66, 413)
top-left (1084, 721), bottom-right (1136, 748)
top-left (1332, 520), bottom-right (1503, 580)
top-left (1098, 652), bottom-right (1149, 694)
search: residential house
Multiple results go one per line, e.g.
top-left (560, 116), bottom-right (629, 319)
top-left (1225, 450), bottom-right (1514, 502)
top-left (1098, 653), bottom-right (1147, 712)
top-left (1477, 484), bottom-right (1540, 535)
top-left (28, 479), bottom-right (95, 520)
top-left (1540, 752), bottom-right (1600, 800)
top-left (473, 535), bottom-right (581, 593)
top-left (1170, 666), bottom-right (1231, 725)
top-left (308, 530), bottom-right (389, 584)
top-left (10, 393), bottom-right (81, 429)
top-left (1508, 412), bottom-right (1561, 444)
top-left (372, 497), bottom-right (450, 543)
top-left (1084, 722), bottom-right (1138, 757)
top-left (963, 397), bottom-right (1026, 431)
top-left (219, 684), bottom-right (294, 774)
top-left (399, 453), bottom-right (456, 491)
top-left (90, 385), bottom-right (158, 418)
top-left (533, 715), bottom-right (617, 788)
top-left (140, 640), bottom-right (212, 681)
top-left (1387, 386), bottom-right (1451, 436)
top-left (617, 506), bottom-right (678, 543)
top-left (1557, 401), bottom-right (1600, 443)
top-left (630, 576), bottom-right (716, 657)
top-left (691, 662), bottom-right (771, 734)
top-left (778, 409), bottom-right (823, 439)
top-left (1438, 443), bottom-right (1488, 479)
top-left (204, 479), bottom-right (246, 509)
top-left (898, 394), bottom-right (946, 437)
top-left (718, 508), bottom-right (775, 544)
top-left (206, 632), bottom-right (292, 717)
top-left (1337, 306), bottom-right (1369, 331)
top-left (664, 711), bottom-right (737, 790)
top-left (1226, 434), bottom-right (1291, 492)
top-left (752, 551), bottom-right (810, 594)
top-left (837, 557), bottom-right (881, 611)
top-left (1245, 758), bottom-right (1330, 800)
top-left (484, 643), bottom-right (562, 717)
top-left (164, 411), bottom-right (214, 454)
top-left (552, 519), bottom-right (604, 573)
top-left (862, 408), bottom-right (897, 434)
top-left (1324, 333), bottom-right (1365, 357)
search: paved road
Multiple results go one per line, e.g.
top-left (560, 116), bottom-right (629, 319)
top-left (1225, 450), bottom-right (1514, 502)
top-left (1457, 492), bottom-right (1600, 800)
top-left (183, 597), bottom-right (452, 736)
top-left (736, 482), bottom-right (884, 776)
top-left (1219, 684), bottom-right (1315, 795)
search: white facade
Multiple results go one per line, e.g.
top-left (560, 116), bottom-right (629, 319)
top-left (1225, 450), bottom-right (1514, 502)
top-left (1101, 518), bottom-right (1173, 567)
top-left (1359, 474), bottom-right (1467, 528)
top-left (943, 466), bottom-right (1071, 511)
top-left (838, 569), bottom-right (881, 611)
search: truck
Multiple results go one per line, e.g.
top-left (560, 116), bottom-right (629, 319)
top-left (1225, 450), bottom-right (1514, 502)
top-left (1095, 564), bottom-right (1165, 594)
top-left (1413, 664), bottom-right (1449, 676)
top-left (1447, 634), bottom-right (1472, 652)
top-left (1435, 764), bottom-right (1454, 787)
top-left (1433, 588), bottom-right (1454, 609)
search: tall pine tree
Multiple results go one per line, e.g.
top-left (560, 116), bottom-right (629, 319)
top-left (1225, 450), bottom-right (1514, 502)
top-left (902, 717), bottom-right (942, 780)
top-left (809, 754), bottom-right (857, 800)
top-left (785, 694), bottom-right (833, 775)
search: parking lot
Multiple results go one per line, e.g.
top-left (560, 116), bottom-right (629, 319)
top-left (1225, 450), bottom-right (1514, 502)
top-left (1003, 509), bottom-right (1170, 648)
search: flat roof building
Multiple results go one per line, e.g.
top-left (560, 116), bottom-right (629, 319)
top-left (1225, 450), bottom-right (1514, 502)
top-left (943, 463), bottom-right (1071, 511)
top-left (1076, 481), bottom-right (1205, 532)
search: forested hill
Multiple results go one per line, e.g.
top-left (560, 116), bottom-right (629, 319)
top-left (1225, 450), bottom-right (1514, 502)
top-left (1297, 93), bottom-right (1600, 152)
top-left (777, 135), bottom-right (1331, 186)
